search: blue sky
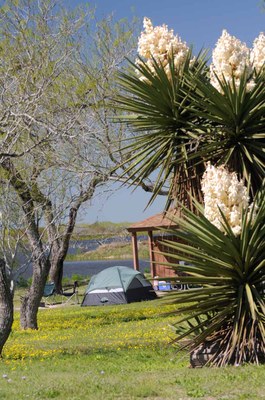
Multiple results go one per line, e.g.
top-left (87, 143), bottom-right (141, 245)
top-left (72, 0), bottom-right (264, 223)
top-left (90, 0), bottom-right (265, 50)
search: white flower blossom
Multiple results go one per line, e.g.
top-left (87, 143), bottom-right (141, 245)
top-left (136, 17), bottom-right (190, 79)
top-left (250, 32), bottom-right (265, 73)
top-left (210, 30), bottom-right (254, 92)
top-left (201, 163), bottom-right (249, 236)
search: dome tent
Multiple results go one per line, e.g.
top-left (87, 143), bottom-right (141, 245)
top-left (81, 266), bottom-right (157, 306)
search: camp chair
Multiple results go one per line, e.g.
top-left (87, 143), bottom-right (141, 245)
top-left (42, 282), bottom-right (56, 306)
top-left (61, 281), bottom-right (79, 305)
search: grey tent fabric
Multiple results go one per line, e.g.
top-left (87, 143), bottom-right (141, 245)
top-left (81, 266), bottom-right (157, 306)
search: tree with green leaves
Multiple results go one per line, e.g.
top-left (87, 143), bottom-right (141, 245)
top-left (0, 0), bottom-right (138, 334)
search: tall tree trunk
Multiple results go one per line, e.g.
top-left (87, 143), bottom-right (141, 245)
top-left (49, 207), bottom-right (78, 293)
top-left (0, 259), bottom-right (13, 356)
top-left (20, 255), bottom-right (50, 330)
top-left (49, 254), bottom-right (64, 293)
top-left (1, 158), bottom-right (52, 330)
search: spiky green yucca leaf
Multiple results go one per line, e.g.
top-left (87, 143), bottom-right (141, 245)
top-left (182, 70), bottom-right (265, 196)
top-left (160, 187), bottom-right (265, 366)
top-left (114, 58), bottom-right (264, 206)
top-left (115, 52), bottom-right (207, 208)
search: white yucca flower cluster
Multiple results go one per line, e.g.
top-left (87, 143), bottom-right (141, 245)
top-left (210, 30), bottom-right (265, 92)
top-left (136, 17), bottom-right (190, 80)
top-left (136, 19), bottom-right (265, 87)
top-left (251, 32), bottom-right (265, 73)
top-left (201, 163), bottom-right (249, 236)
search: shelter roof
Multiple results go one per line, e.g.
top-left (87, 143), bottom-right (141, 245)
top-left (127, 210), bottom-right (179, 232)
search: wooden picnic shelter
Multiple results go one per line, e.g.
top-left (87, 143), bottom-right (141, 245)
top-left (127, 211), bottom-right (180, 279)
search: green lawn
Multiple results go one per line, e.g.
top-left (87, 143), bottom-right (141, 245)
top-left (1, 299), bottom-right (264, 400)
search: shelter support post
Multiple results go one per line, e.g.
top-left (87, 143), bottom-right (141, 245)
top-left (148, 231), bottom-right (155, 278)
top-left (131, 232), bottom-right (139, 271)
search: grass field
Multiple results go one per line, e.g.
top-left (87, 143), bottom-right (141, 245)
top-left (1, 296), bottom-right (264, 400)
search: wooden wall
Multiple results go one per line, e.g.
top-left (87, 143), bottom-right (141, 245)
top-left (151, 235), bottom-right (180, 278)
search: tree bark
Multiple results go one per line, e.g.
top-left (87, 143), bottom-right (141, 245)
top-left (49, 207), bottom-right (78, 293)
top-left (0, 259), bottom-right (13, 356)
top-left (20, 255), bottom-right (50, 330)
top-left (49, 252), bottom-right (64, 294)
top-left (1, 158), bottom-right (51, 330)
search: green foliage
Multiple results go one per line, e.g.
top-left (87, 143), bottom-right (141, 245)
top-left (0, 0), bottom-right (139, 322)
top-left (183, 69), bottom-right (265, 197)
top-left (115, 51), bottom-right (208, 208)
top-left (160, 187), bottom-right (265, 366)
top-left (114, 52), bottom-right (265, 207)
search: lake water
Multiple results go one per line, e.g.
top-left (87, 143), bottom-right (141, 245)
top-left (19, 236), bottom-right (150, 280)
top-left (21, 259), bottom-right (150, 280)
top-left (64, 259), bottom-right (150, 278)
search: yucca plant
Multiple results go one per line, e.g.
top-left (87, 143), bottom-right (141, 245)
top-left (182, 68), bottom-right (265, 198)
top-left (115, 59), bottom-right (265, 206)
top-left (115, 51), bottom-right (208, 210)
top-left (114, 36), bottom-right (265, 208)
top-left (160, 187), bottom-right (265, 366)
top-left (114, 20), bottom-right (265, 367)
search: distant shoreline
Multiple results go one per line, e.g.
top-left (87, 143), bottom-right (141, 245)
top-left (21, 259), bottom-right (150, 280)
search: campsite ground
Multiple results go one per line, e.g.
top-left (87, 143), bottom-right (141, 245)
top-left (1, 292), bottom-right (265, 400)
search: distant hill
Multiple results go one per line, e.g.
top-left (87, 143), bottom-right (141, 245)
top-left (71, 221), bottom-right (132, 240)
